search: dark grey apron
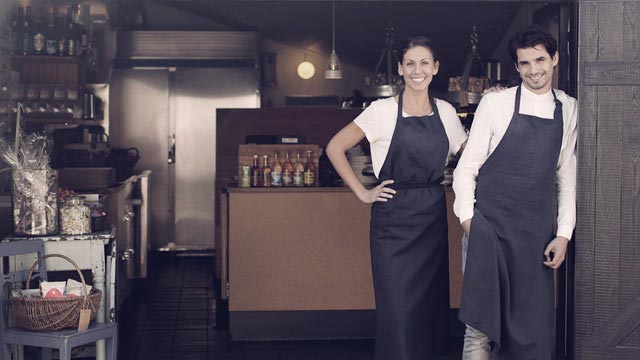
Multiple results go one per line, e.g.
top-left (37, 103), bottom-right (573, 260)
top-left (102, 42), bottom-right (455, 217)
top-left (370, 92), bottom-right (450, 360)
top-left (459, 85), bottom-right (563, 360)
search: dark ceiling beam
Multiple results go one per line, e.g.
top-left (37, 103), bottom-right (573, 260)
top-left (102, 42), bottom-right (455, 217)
top-left (156, 0), bottom-right (569, 2)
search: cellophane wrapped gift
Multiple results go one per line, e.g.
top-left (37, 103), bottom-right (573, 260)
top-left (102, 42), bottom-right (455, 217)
top-left (1, 130), bottom-right (58, 235)
top-left (12, 168), bottom-right (58, 235)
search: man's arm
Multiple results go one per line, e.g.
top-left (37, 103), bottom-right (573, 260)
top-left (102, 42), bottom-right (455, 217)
top-left (543, 99), bottom-right (578, 269)
top-left (453, 95), bottom-right (495, 236)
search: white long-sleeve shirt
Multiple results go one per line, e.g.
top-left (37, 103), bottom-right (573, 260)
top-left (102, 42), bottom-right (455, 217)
top-left (452, 85), bottom-right (577, 240)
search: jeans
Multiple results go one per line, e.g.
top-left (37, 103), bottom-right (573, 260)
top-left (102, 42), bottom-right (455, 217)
top-left (461, 233), bottom-right (491, 360)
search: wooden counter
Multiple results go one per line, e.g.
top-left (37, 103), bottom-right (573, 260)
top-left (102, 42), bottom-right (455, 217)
top-left (217, 186), bottom-right (464, 339)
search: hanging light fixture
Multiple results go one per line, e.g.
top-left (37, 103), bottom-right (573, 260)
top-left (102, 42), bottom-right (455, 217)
top-left (325, 2), bottom-right (342, 79)
top-left (364, 4), bottom-right (400, 97)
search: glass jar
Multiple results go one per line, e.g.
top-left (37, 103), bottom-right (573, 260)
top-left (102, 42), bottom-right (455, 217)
top-left (59, 196), bottom-right (91, 235)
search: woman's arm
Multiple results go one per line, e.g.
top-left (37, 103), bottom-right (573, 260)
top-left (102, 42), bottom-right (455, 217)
top-left (326, 122), bottom-right (395, 203)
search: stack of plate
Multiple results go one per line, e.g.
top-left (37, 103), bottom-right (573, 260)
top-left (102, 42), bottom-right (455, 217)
top-left (349, 155), bottom-right (377, 185)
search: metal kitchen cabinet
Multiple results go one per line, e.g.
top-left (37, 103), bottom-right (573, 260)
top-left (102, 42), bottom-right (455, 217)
top-left (103, 171), bottom-right (150, 310)
top-left (109, 31), bottom-right (260, 251)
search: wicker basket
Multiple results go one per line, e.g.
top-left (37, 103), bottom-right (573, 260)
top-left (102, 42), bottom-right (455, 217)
top-left (10, 254), bottom-right (101, 331)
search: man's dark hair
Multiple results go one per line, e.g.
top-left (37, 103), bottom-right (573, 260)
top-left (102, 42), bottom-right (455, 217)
top-left (508, 26), bottom-right (558, 63)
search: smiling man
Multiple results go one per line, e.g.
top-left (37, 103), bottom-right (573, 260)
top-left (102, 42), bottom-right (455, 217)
top-left (452, 26), bottom-right (577, 360)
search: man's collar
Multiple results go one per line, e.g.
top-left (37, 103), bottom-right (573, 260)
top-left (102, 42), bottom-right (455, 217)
top-left (521, 85), bottom-right (553, 100)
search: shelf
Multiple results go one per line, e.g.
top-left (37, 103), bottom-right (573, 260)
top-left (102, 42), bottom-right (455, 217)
top-left (3, 117), bottom-right (103, 126)
top-left (12, 55), bottom-right (95, 70)
top-left (11, 55), bottom-right (96, 86)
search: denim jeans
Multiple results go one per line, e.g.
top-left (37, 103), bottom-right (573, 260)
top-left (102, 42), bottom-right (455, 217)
top-left (461, 234), bottom-right (491, 360)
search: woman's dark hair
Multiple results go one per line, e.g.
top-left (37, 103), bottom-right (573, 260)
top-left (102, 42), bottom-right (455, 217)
top-left (508, 26), bottom-right (558, 63)
top-left (396, 36), bottom-right (438, 63)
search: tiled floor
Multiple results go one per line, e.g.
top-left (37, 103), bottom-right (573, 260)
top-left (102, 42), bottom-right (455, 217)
top-left (117, 253), bottom-right (463, 360)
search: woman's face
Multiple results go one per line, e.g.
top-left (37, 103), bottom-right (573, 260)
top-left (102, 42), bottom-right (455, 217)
top-left (398, 46), bottom-right (439, 92)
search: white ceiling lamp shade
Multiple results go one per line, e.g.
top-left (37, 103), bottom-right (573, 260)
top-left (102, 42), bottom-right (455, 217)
top-left (325, 2), bottom-right (342, 79)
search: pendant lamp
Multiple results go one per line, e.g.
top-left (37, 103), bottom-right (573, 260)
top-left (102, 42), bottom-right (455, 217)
top-left (325, 2), bottom-right (342, 79)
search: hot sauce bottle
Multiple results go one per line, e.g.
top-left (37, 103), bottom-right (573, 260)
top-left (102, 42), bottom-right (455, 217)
top-left (304, 150), bottom-right (315, 187)
top-left (282, 151), bottom-right (294, 187)
top-left (270, 151), bottom-right (282, 187)
top-left (261, 154), bottom-right (271, 187)
top-left (293, 152), bottom-right (304, 187)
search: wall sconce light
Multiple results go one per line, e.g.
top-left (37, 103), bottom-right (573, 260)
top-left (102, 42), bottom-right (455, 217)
top-left (297, 61), bottom-right (315, 80)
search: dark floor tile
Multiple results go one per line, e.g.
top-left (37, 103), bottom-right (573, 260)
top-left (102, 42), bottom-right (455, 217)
top-left (137, 330), bottom-right (175, 354)
top-left (278, 341), bottom-right (318, 360)
top-left (172, 352), bottom-right (209, 360)
top-left (145, 317), bottom-right (177, 330)
top-left (151, 301), bottom-right (182, 310)
top-left (243, 347), bottom-right (280, 360)
top-left (314, 340), bottom-right (374, 360)
top-left (136, 352), bottom-right (172, 360)
top-left (208, 347), bottom-right (244, 360)
top-left (177, 318), bottom-right (209, 330)
top-left (179, 310), bottom-right (207, 319)
top-left (180, 301), bottom-right (209, 311)
top-left (174, 330), bottom-right (209, 353)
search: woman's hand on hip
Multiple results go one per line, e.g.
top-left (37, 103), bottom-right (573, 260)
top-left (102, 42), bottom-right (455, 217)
top-left (358, 180), bottom-right (396, 203)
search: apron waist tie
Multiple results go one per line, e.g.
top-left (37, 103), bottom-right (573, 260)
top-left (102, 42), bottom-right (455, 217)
top-left (382, 179), bottom-right (443, 190)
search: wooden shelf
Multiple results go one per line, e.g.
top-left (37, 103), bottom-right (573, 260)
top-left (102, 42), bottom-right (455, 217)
top-left (4, 117), bottom-right (103, 126)
top-left (11, 55), bottom-right (96, 86)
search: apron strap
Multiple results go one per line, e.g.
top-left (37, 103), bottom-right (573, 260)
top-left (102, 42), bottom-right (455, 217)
top-left (396, 91), bottom-right (439, 118)
top-left (397, 91), bottom-right (404, 119)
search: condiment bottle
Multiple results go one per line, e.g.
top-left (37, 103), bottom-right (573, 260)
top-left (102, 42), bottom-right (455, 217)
top-left (270, 151), bottom-right (282, 187)
top-left (293, 152), bottom-right (304, 187)
top-left (282, 151), bottom-right (293, 187)
top-left (261, 154), bottom-right (271, 187)
top-left (304, 150), bottom-right (315, 187)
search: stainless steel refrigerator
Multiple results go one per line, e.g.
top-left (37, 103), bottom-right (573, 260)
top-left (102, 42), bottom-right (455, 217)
top-left (109, 31), bottom-right (260, 250)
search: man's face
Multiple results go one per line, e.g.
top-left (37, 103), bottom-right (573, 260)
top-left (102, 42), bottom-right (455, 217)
top-left (515, 45), bottom-right (558, 95)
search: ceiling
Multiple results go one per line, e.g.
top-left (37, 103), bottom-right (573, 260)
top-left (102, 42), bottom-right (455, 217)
top-left (129, 1), bottom-right (526, 89)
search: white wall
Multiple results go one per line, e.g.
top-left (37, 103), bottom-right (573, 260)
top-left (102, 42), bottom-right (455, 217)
top-left (261, 38), bottom-right (371, 108)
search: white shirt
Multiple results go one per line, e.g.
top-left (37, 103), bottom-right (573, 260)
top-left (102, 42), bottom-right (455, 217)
top-left (354, 97), bottom-right (468, 177)
top-left (452, 85), bottom-right (578, 240)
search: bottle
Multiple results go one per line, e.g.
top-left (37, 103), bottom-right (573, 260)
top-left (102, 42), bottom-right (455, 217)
top-left (270, 151), bottom-right (282, 187)
top-left (304, 150), bottom-right (316, 187)
top-left (282, 151), bottom-right (293, 187)
top-left (21, 6), bottom-right (32, 55)
top-left (10, 8), bottom-right (22, 55)
top-left (57, 9), bottom-right (67, 55)
top-left (32, 7), bottom-right (45, 55)
top-left (250, 154), bottom-right (260, 187)
top-left (293, 152), bottom-right (304, 187)
top-left (240, 165), bottom-right (251, 188)
top-left (45, 8), bottom-right (58, 55)
top-left (66, 7), bottom-right (77, 56)
top-left (261, 155), bottom-right (271, 187)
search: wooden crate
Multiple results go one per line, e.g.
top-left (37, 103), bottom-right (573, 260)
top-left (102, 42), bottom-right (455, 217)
top-left (238, 144), bottom-right (320, 186)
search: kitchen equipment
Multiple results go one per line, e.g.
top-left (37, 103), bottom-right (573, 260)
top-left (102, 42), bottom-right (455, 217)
top-left (111, 31), bottom-right (260, 250)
